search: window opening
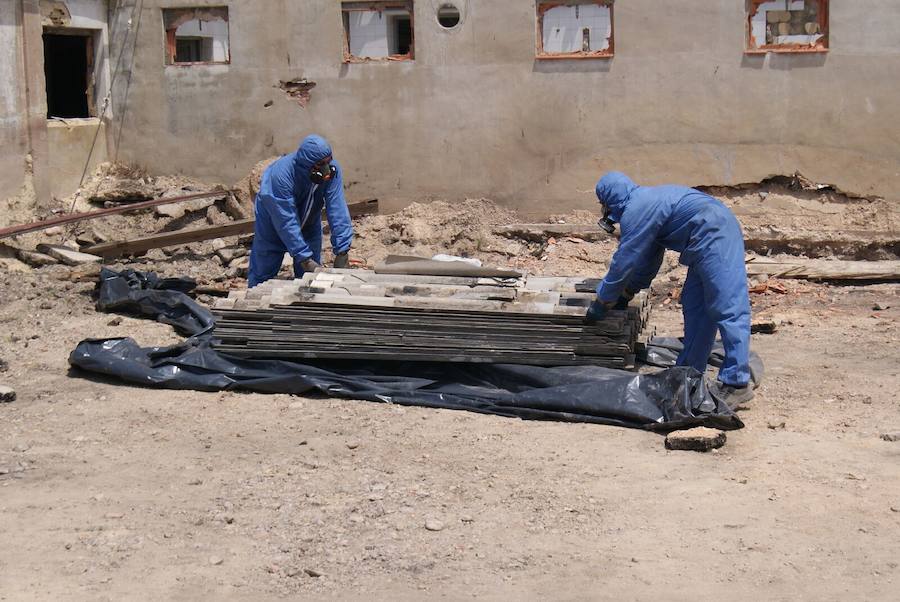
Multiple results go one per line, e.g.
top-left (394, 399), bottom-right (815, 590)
top-left (342, 2), bottom-right (415, 62)
top-left (163, 7), bottom-right (230, 65)
top-left (43, 31), bottom-right (93, 118)
top-left (437, 4), bottom-right (460, 28)
top-left (747, 0), bottom-right (828, 53)
top-left (537, 1), bottom-right (614, 60)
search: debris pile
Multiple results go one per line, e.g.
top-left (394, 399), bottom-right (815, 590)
top-left (352, 199), bottom-right (619, 276)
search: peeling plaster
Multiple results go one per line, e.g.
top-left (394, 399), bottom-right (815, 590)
top-left (41, 1), bottom-right (72, 27)
top-left (277, 78), bottom-right (317, 108)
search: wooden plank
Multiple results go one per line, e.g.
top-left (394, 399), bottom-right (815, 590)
top-left (81, 199), bottom-right (379, 258)
top-left (83, 219), bottom-right (255, 257)
top-left (745, 258), bottom-right (900, 281)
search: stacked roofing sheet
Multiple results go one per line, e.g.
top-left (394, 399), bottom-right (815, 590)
top-left (212, 268), bottom-right (653, 368)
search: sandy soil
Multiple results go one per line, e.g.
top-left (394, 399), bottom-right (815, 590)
top-left (0, 179), bottom-right (898, 600)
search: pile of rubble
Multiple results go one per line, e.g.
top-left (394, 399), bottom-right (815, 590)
top-left (0, 161), bottom-right (626, 290)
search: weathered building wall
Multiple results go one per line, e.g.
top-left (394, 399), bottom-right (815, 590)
top-left (104, 0), bottom-right (900, 214)
top-left (43, 0), bottom-right (111, 199)
top-left (47, 119), bottom-right (108, 199)
top-left (0, 0), bottom-right (111, 214)
top-left (0, 2), bottom-right (29, 206)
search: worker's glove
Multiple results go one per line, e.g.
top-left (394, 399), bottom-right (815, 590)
top-left (584, 299), bottom-right (612, 323)
top-left (299, 258), bottom-right (321, 273)
top-left (613, 288), bottom-right (637, 310)
top-left (333, 251), bottom-right (350, 269)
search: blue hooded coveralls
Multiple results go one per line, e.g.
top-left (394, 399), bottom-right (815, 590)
top-left (595, 172), bottom-right (752, 386)
top-left (248, 135), bottom-right (354, 288)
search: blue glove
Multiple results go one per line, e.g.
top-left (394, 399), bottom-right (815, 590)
top-left (585, 299), bottom-right (610, 323)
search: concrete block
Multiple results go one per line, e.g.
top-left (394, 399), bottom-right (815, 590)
top-left (777, 22), bottom-right (791, 36)
top-left (224, 192), bottom-right (250, 220)
top-left (0, 385), bottom-right (15, 403)
top-left (206, 205), bottom-right (229, 225)
top-left (226, 257), bottom-right (250, 279)
top-left (155, 196), bottom-right (216, 220)
top-left (66, 263), bottom-right (102, 282)
top-left (216, 246), bottom-right (248, 265)
top-left (36, 244), bottom-right (102, 266)
top-left (804, 22), bottom-right (820, 35)
top-left (665, 427), bottom-right (726, 452)
top-left (156, 203), bottom-right (186, 219)
top-left (17, 250), bottom-right (58, 267)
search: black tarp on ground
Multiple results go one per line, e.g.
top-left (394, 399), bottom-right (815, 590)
top-left (67, 268), bottom-right (749, 431)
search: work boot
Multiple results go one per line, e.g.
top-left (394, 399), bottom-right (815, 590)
top-left (708, 380), bottom-right (755, 410)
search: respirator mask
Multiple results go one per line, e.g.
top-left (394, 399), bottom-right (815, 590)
top-left (310, 156), bottom-right (336, 184)
top-left (597, 204), bottom-right (616, 234)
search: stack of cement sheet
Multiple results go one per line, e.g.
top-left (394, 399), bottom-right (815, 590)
top-left (211, 269), bottom-right (653, 368)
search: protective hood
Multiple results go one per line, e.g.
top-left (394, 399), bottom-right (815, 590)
top-left (293, 134), bottom-right (333, 172)
top-left (595, 171), bottom-right (638, 222)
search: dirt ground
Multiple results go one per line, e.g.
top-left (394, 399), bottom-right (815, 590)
top-left (0, 175), bottom-right (899, 600)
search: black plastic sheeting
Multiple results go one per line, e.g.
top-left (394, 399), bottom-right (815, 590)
top-left (640, 337), bottom-right (765, 390)
top-left (96, 268), bottom-right (213, 337)
top-left (68, 269), bottom-right (751, 432)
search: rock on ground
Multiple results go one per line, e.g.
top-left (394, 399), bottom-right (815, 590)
top-left (665, 427), bottom-right (727, 452)
top-left (0, 385), bottom-right (16, 403)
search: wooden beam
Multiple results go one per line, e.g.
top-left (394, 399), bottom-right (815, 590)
top-left (83, 219), bottom-right (255, 257)
top-left (81, 199), bottom-right (379, 258)
top-left (745, 258), bottom-right (900, 281)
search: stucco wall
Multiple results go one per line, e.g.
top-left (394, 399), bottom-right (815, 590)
top-left (0, 2), bottom-right (28, 204)
top-left (99, 0), bottom-right (900, 215)
top-left (43, 0), bottom-right (111, 198)
top-left (47, 119), bottom-right (108, 199)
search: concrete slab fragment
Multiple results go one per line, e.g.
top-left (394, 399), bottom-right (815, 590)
top-left (17, 250), bottom-right (59, 267)
top-left (36, 244), bottom-right (102, 266)
top-left (665, 427), bottom-right (727, 452)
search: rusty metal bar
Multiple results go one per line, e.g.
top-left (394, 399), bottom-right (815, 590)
top-left (0, 190), bottom-right (231, 239)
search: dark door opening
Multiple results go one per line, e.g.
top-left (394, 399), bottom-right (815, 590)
top-left (394, 17), bottom-right (412, 55)
top-left (43, 33), bottom-right (91, 118)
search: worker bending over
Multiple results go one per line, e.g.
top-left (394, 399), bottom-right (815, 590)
top-left (587, 171), bottom-right (754, 407)
top-left (248, 134), bottom-right (353, 288)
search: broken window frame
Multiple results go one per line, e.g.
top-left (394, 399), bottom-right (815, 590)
top-left (162, 6), bottom-right (231, 66)
top-left (536, 0), bottom-right (615, 60)
top-left (746, 0), bottom-right (829, 54)
top-left (42, 26), bottom-right (98, 118)
top-left (341, 1), bottom-right (415, 63)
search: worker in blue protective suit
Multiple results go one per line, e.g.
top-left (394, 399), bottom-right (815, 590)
top-left (586, 172), bottom-right (754, 408)
top-left (247, 134), bottom-right (354, 288)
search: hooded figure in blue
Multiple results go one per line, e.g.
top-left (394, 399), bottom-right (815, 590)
top-left (590, 171), bottom-right (753, 404)
top-left (248, 135), bottom-right (353, 288)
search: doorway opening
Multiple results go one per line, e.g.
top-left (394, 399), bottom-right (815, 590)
top-left (43, 31), bottom-right (95, 118)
